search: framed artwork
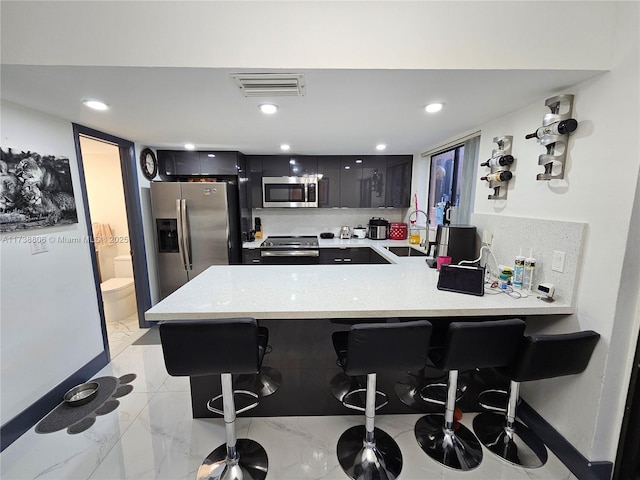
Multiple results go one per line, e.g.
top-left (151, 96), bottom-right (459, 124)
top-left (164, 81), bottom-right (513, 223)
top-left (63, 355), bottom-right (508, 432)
top-left (1, 147), bottom-right (78, 232)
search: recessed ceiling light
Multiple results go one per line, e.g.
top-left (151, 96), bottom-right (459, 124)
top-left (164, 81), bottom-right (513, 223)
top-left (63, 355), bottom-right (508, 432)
top-left (82, 99), bottom-right (109, 111)
top-left (184, 143), bottom-right (195, 150)
top-left (375, 144), bottom-right (386, 151)
top-left (280, 144), bottom-right (290, 151)
top-left (425, 102), bottom-right (444, 113)
top-left (260, 104), bottom-right (279, 114)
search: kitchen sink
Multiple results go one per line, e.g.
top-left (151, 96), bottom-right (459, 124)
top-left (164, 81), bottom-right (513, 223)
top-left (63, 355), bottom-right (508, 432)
top-left (384, 246), bottom-right (428, 257)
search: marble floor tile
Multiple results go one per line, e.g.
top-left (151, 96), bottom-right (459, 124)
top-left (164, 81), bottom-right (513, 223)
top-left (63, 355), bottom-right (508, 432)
top-left (1, 339), bottom-right (578, 480)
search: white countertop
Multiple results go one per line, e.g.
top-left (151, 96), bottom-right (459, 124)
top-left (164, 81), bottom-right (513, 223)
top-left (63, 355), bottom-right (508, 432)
top-left (145, 239), bottom-right (573, 321)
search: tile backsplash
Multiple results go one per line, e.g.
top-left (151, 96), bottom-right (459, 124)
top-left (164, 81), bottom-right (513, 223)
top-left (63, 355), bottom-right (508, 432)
top-left (471, 213), bottom-right (587, 306)
top-left (253, 208), bottom-right (408, 236)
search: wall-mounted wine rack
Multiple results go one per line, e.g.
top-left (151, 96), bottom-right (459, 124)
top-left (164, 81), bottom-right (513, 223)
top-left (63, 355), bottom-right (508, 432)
top-left (531, 94), bottom-right (576, 181)
top-left (483, 135), bottom-right (514, 200)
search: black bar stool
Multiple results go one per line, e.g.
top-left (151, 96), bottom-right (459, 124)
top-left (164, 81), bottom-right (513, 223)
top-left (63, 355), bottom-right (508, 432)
top-left (234, 326), bottom-right (282, 397)
top-left (414, 318), bottom-right (526, 471)
top-left (333, 320), bottom-right (432, 480)
top-left (473, 330), bottom-right (600, 468)
top-left (159, 318), bottom-right (269, 480)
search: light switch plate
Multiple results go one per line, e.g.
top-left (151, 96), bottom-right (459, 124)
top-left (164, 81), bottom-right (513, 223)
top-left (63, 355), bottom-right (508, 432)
top-left (552, 250), bottom-right (566, 273)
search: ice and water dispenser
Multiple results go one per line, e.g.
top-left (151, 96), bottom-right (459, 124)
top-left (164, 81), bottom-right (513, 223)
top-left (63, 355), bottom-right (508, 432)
top-left (156, 219), bottom-right (179, 253)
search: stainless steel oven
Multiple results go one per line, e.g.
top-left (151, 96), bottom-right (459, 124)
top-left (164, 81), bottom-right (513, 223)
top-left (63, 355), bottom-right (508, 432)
top-left (259, 236), bottom-right (320, 264)
top-left (262, 176), bottom-right (318, 208)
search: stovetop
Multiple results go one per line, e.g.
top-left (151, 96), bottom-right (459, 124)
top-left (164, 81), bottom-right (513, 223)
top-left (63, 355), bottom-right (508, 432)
top-left (260, 236), bottom-right (319, 248)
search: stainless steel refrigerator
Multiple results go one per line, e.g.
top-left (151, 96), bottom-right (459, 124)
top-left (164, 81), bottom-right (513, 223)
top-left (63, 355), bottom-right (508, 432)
top-left (150, 181), bottom-right (241, 299)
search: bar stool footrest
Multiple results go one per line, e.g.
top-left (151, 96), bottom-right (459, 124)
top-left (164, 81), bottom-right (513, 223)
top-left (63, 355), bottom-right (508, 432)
top-left (206, 390), bottom-right (259, 416)
top-left (342, 388), bottom-right (388, 412)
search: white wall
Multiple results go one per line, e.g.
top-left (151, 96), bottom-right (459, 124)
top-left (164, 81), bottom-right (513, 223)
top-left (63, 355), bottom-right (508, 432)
top-left (467, 2), bottom-right (639, 462)
top-left (0, 101), bottom-right (105, 425)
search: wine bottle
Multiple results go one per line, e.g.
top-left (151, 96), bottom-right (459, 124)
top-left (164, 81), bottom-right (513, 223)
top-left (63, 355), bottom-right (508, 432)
top-left (480, 154), bottom-right (514, 168)
top-left (481, 171), bottom-right (513, 182)
top-left (525, 118), bottom-right (578, 139)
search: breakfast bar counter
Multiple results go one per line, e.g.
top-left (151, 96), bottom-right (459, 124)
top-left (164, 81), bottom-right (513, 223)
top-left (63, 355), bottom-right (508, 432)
top-left (145, 260), bottom-right (574, 322)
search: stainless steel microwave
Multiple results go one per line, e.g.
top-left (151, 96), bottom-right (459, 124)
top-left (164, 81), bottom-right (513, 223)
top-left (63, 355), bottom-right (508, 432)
top-left (262, 176), bottom-right (318, 208)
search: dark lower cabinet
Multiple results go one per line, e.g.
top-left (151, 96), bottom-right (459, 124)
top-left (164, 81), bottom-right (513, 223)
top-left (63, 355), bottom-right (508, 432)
top-left (319, 247), bottom-right (389, 265)
top-left (242, 249), bottom-right (262, 264)
top-left (243, 247), bottom-right (391, 265)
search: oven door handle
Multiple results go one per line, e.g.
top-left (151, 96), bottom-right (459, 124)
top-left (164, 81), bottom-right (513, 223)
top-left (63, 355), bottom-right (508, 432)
top-left (260, 250), bottom-right (320, 257)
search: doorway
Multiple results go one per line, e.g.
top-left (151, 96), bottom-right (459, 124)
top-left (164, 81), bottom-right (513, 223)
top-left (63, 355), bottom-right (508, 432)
top-left (72, 125), bottom-right (153, 357)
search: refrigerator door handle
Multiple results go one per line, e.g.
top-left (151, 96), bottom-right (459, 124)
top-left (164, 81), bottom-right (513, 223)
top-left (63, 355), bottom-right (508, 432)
top-left (180, 199), bottom-right (192, 270)
top-left (176, 199), bottom-right (187, 271)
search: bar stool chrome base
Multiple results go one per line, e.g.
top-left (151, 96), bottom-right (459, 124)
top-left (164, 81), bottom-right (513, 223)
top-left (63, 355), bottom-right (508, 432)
top-left (473, 413), bottom-right (548, 468)
top-left (196, 438), bottom-right (268, 480)
top-left (337, 425), bottom-right (402, 480)
top-left (234, 366), bottom-right (282, 398)
top-left (415, 414), bottom-right (483, 471)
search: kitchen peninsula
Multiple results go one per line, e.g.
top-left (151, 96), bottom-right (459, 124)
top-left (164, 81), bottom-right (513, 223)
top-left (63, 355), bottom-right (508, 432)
top-left (145, 238), bottom-right (575, 419)
top-left (145, 239), bottom-right (574, 322)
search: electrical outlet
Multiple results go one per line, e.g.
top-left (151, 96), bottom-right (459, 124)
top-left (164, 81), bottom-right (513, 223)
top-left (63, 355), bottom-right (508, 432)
top-left (552, 250), bottom-right (566, 273)
top-left (30, 240), bottom-right (48, 255)
top-left (482, 230), bottom-right (493, 247)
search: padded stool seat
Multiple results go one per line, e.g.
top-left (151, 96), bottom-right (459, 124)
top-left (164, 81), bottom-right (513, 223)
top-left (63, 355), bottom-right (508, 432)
top-left (159, 318), bottom-right (269, 480)
top-left (473, 330), bottom-right (600, 468)
top-left (414, 318), bottom-right (526, 471)
top-left (334, 320), bottom-right (432, 480)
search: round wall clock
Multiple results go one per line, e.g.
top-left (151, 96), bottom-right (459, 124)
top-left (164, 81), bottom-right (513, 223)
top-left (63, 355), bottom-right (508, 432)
top-left (140, 148), bottom-right (158, 180)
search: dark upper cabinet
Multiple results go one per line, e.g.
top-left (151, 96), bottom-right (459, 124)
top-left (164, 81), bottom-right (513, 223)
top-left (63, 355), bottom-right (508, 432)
top-left (247, 156), bottom-right (264, 209)
top-left (158, 150), bottom-right (200, 176)
top-left (261, 155), bottom-right (291, 177)
top-left (386, 155), bottom-right (413, 208)
top-left (199, 151), bottom-right (240, 175)
top-left (289, 155), bottom-right (317, 177)
top-left (361, 156), bottom-right (388, 208)
top-left (157, 150), bottom-right (243, 177)
top-left (317, 156), bottom-right (341, 208)
top-left (340, 156), bottom-right (364, 208)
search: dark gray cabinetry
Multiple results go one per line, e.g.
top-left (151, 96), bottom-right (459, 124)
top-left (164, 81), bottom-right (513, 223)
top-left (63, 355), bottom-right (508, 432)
top-left (157, 150), bottom-right (242, 177)
top-left (200, 151), bottom-right (240, 175)
top-left (247, 156), bottom-right (264, 209)
top-left (386, 155), bottom-right (413, 207)
top-left (319, 247), bottom-right (387, 264)
top-left (339, 156), bottom-right (364, 208)
top-left (361, 156), bottom-right (388, 208)
top-left (289, 155), bottom-right (317, 177)
top-left (158, 150), bottom-right (200, 176)
top-left (242, 249), bottom-right (262, 264)
top-left (317, 156), bottom-right (341, 208)
top-left (261, 155), bottom-right (291, 177)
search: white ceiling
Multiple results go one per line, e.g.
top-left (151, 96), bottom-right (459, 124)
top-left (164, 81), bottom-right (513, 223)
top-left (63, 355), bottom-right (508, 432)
top-left (1, 65), bottom-right (601, 156)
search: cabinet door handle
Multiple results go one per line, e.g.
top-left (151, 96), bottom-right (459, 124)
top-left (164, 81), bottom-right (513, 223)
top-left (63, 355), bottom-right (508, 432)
top-left (334, 258), bottom-right (342, 262)
top-left (343, 258), bottom-right (352, 262)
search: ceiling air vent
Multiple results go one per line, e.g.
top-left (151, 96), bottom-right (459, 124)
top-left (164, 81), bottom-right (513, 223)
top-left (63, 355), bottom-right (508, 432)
top-left (230, 73), bottom-right (305, 97)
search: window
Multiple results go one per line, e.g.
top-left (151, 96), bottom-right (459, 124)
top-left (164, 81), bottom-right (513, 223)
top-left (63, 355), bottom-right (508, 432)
top-left (428, 144), bottom-right (465, 228)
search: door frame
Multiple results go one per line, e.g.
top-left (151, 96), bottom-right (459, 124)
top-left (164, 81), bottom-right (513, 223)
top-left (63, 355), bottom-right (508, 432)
top-left (72, 124), bottom-right (153, 345)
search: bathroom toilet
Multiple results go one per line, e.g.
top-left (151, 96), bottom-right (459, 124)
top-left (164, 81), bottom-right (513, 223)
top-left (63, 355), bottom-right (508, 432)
top-left (101, 255), bottom-right (137, 323)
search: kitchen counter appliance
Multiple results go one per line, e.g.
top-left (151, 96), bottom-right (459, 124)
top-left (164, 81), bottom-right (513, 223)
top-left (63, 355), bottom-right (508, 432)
top-left (427, 224), bottom-right (478, 268)
top-left (259, 236), bottom-right (320, 264)
top-left (151, 181), bottom-right (242, 299)
top-left (368, 218), bottom-right (389, 240)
